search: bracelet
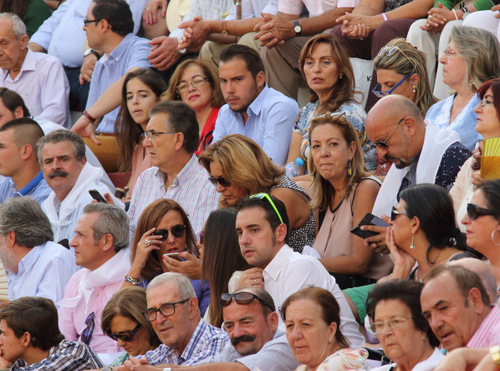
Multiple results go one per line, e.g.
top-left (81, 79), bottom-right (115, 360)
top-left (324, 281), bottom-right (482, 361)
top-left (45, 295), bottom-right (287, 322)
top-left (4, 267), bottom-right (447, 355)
top-left (124, 274), bottom-right (141, 285)
top-left (82, 110), bottom-right (96, 123)
top-left (381, 12), bottom-right (388, 21)
top-left (490, 345), bottom-right (500, 369)
top-left (451, 8), bottom-right (459, 20)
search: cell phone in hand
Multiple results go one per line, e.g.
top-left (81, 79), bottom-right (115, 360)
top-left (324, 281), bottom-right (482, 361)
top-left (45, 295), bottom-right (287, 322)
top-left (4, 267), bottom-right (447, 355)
top-left (89, 189), bottom-right (107, 203)
top-left (163, 252), bottom-right (186, 261)
top-left (350, 212), bottom-right (389, 239)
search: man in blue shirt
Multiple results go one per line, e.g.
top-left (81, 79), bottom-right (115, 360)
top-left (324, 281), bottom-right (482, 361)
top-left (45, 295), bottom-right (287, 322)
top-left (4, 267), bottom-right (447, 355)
top-left (213, 45), bottom-right (298, 165)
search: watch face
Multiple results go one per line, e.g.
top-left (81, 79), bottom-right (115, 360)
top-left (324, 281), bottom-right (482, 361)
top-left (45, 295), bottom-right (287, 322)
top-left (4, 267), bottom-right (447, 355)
top-left (294, 25), bottom-right (301, 33)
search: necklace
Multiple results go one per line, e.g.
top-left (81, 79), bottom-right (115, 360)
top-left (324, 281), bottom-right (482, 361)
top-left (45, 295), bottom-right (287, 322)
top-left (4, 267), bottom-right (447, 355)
top-left (416, 246), bottom-right (442, 283)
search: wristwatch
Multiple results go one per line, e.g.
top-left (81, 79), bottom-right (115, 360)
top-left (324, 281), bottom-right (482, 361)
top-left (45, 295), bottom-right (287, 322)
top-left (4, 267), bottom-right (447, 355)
top-left (84, 48), bottom-right (101, 60)
top-left (293, 19), bottom-right (302, 36)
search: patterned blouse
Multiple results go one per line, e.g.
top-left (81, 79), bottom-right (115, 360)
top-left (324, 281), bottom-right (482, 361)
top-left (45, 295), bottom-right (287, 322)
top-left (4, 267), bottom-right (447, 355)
top-left (295, 348), bottom-right (370, 371)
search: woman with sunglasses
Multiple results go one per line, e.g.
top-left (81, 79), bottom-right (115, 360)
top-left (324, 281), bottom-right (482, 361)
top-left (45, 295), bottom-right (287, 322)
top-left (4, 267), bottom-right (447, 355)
top-left (285, 34), bottom-right (377, 176)
top-left (123, 199), bottom-right (209, 316)
top-left (101, 286), bottom-right (161, 366)
top-left (199, 134), bottom-right (316, 253)
top-left (308, 113), bottom-right (392, 289)
top-left (163, 59), bottom-right (225, 155)
top-left (451, 78), bottom-right (500, 232)
top-left (425, 26), bottom-right (500, 150)
top-left (387, 184), bottom-right (473, 283)
top-left (372, 38), bottom-right (437, 116)
top-left (461, 179), bottom-right (500, 286)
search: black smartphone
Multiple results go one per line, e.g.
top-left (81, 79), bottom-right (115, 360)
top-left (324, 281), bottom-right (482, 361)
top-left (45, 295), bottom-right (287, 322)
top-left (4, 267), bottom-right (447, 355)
top-left (350, 212), bottom-right (389, 239)
top-left (89, 189), bottom-right (107, 203)
top-left (163, 253), bottom-right (186, 261)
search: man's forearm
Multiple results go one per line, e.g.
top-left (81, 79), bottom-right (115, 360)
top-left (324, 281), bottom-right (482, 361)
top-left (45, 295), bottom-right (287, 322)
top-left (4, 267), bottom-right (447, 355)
top-left (206, 18), bottom-right (263, 36)
top-left (168, 362), bottom-right (249, 371)
top-left (299, 8), bottom-right (354, 34)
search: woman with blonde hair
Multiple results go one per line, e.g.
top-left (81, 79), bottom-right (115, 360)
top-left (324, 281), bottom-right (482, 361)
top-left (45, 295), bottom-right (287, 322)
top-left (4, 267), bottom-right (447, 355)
top-left (199, 134), bottom-right (315, 252)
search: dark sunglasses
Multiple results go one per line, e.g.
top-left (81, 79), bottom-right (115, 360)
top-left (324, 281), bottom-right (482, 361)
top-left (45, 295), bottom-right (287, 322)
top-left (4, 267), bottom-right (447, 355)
top-left (80, 312), bottom-right (95, 345)
top-left (391, 206), bottom-right (409, 221)
top-left (219, 292), bottom-right (275, 311)
top-left (208, 175), bottom-right (231, 188)
top-left (152, 225), bottom-right (186, 241)
top-left (467, 203), bottom-right (496, 220)
top-left (107, 323), bottom-right (141, 342)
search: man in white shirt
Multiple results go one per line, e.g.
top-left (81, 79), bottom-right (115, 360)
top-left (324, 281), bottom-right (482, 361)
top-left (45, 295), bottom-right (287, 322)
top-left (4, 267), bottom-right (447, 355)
top-left (234, 194), bottom-right (364, 347)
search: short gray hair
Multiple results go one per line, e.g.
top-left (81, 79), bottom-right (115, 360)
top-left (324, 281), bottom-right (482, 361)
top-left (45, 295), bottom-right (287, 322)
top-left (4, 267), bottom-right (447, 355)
top-left (37, 130), bottom-right (86, 165)
top-left (0, 198), bottom-right (53, 248)
top-left (148, 272), bottom-right (196, 300)
top-left (0, 13), bottom-right (27, 39)
top-left (82, 203), bottom-right (129, 252)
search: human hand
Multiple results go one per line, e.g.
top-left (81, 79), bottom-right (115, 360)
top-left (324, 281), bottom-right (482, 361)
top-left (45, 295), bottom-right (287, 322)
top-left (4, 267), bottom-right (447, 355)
top-left (362, 217), bottom-right (389, 254)
top-left (121, 356), bottom-right (152, 370)
top-left (386, 227), bottom-right (415, 278)
top-left (177, 17), bottom-right (209, 50)
top-left (147, 36), bottom-right (181, 71)
top-left (494, 4), bottom-right (500, 18)
top-left (71, 115), bottom-right (100, 145)
top-left (421, 3), bottom-right (452, 33)
top-left (143, 0), bottom-right (167, 24)
top-left (132, 228), bottom-right (162, 271)
top-left (79, 53), bottom-right (97, 85)
top-left (235, 267), bottom-right (264, 290)
top-left (162, 251), bottom-right (202, 280)
top-left (337, 12), bottom-right (381, 36)
top-left (254, 13), bottom-right (293, 48)
top-left (343, 22), bottom-right (370, 39)
top-left (471, 172), bottom-right (484, 187)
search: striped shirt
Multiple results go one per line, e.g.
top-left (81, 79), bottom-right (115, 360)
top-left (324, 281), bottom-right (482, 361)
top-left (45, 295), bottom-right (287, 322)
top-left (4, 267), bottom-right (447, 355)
top-left (467, 304), bottom-right (500, 348)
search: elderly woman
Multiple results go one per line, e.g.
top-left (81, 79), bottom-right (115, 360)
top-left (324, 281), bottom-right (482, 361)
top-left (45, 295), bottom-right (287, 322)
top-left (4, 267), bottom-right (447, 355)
top-left (282, 287), bottom-right (369, 371)
top-left (425, 26), bottom-right (500, 150)
top-left (462, 179), bottom-right (500, 285)
top-left (309, 113), bottom-right (392, 288)
top-left (367, 280), bottom-right (442, 371)
top-left (285, 34), bottom-right (376, 174)
top-left (199, 134), bottom-right (315, 253)
top-left (102, 287), bottom-right (161, 366)
top-left (163, 59), bottom-right (225, 155)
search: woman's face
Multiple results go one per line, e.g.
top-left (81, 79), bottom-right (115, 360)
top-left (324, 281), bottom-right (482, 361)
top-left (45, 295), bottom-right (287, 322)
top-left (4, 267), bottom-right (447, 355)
top-left (285, 299), bottom-right (337, 370)
top-left (109, 315), bottom-right (151, 356)
top-left (310, 123), bottom-right (355, 185)
top-left (374, 299), bottom-right (424, 364)
top-left (375, 69), bottom-right (416, 102)
top-left (390, 199), bottom-right (413, 252)
top-left (126, 77), bottom-right (159, 127)
top-left (156, 210), bottom-right (187, 257)
top-left (474, 88), bottom-right (500, 139)
top-left (178, 64), bottom-right (213, 114)
top-left (439, 42), bottom-right (467, 90)
top-left (302, 43), bottom-right (340, 103)
top-left (209, 161), bottom-right (248, 205)
top-left (462, 189), bottom-right (500, 255)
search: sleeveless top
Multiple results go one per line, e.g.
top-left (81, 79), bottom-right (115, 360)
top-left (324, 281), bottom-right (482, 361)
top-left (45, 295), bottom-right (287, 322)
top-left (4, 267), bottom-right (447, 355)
top-left (271, 175), bottom-right (316, 253)
top-left (313, 176), bottom-right (393, 280)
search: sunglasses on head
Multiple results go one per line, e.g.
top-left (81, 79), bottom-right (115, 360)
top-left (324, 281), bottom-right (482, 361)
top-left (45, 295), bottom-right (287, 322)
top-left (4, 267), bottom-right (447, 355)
top-left (107, 323), bottom-right (141, 342)
top-left (250, 193), bottom-right (284, 224)
top-left (466, 203), bottom-right (496, 220)
top-left (152, 225), bottom-right (186, 241)
top-left (208, 175), bottom-right (231, 188)
top-left (219, 292), bottom-right (275, 311)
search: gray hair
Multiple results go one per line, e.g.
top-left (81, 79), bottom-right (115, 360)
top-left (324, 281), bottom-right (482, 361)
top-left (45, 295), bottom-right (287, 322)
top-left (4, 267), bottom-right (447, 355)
top-left (0, 198), bottom-right (53, 248)
top-left (0, 13), bottom-right (27, 39)
top-left (82, 203), bottom-right (129, 252)
top-left (148, 272), bottom-right (196, 300)
top-left (36, 130), bottom-right (86, 165)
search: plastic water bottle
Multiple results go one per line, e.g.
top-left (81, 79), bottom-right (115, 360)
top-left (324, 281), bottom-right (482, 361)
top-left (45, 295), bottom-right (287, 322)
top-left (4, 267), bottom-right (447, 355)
top-left (285, 158), bottom-right (305, 178)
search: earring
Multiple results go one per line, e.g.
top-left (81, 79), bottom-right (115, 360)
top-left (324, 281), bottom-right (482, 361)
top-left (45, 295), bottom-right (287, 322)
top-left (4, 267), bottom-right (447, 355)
top-left (410, 234), bottom-right (415, 249)
top-left (491, 230), bottom-right (500, 246)
top-left (412, 86), bottom-right (416, 93)
top-left (339, 73), bottom-right (343, 80)
top-left (347, 160), bottom-right (352, 176)
top-left (328, 337), bottom-right (332, 344)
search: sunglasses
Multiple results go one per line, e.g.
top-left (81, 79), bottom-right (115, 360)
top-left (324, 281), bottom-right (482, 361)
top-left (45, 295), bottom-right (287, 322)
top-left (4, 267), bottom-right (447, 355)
top-left (391, 206), bottom-right (409, 221)
top-left (208, 175), bottom-right (231, 188)
top-left (250, 193), bottom-right (284, 224)
top-left (152, 225), bottom-right (186, 241)
top-left (466, 203), bottom-right (496, 220)
top-left (372, 74), bottom-right (410, 99)
top-left (219, 292), bottom-right (275, 311)
top-left (375, 117), bottom-right (405, 149)
top-left (108, 323), bottom-right (141, 342)
top-left (80, 312), bottom-right (95, 345)
top-left (377, 46), bottom-right (416, 68)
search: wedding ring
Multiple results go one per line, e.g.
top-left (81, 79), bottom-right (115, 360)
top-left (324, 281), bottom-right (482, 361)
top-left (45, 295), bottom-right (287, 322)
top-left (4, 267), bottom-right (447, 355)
top-left (254, 279), bottom-right (257, 284)
top-left (145, 239), bottom-right (151, 246)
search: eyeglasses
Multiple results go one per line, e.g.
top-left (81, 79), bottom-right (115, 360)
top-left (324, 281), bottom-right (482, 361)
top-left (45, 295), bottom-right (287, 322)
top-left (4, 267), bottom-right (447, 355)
top-left (219, 292), bottom-right (275, 311)
top-left (377, 45), bottom-right (416, 67)
top-left (107, 323), bottom-right (141, 342)
top-left (478, 98), bottom-right (494, 107)
top-left (176, 75), bottom-right (209, 94)
top-left (375, 117), bottom-right (405, 149)
top-left (250, 193), bottom-right (284, 224)
top-left (370, 317), bottom-right (413, 333)
top-left (80, 312), bottom-right (95, 345)
top-left (443, 47), bottom-right (458, 56)
top-left (311, 111), bottom-right (346, 121)
top-left (83, 18), bottom-right (100, 26)
top-left (144, 298), bottom-right (190, 321)
top-left (208, 175), bottom-right (231, 188)
top-left (466, 203), bottom-right (496, 220)
top-left (198, 230), bottom-right (204, 244)
top-left (372, 74), bottom-right (410, 99)
top-left (391, 206), bottom-right (409, 221)
top-left (152, 225), bottom-right (186, 241)
top-left (143, 130), bottom-right (177, 141)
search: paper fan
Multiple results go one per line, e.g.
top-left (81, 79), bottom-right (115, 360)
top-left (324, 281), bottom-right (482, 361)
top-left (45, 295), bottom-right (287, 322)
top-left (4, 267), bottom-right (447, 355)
top-left (481, 137), bottom-right (500, 180)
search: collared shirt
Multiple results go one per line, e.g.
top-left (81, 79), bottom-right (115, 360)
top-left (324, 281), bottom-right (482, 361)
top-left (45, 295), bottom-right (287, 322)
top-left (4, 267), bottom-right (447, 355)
top-left (213, 86), bottom-right (298, 165)
top-left (86, 33), bottom-right (151, 134)
top-left (141, 319), bottom-right (229, 365)
top-left (128, 155), bottom-right (219, 239)
top-left (30, 0), bottom-right (148, 68)
top-left (263, 245), bottom-right (365, 348)
top-left (0, 172), bottom-right (51, 204)
top-left (0, 49), bottom-right (70, 128)
top-left (11, 340), bottom-right (103, 371)
top-left (6, 241), bottom-right (77, 302)
top-left (467, 305), bottom-right (500, 348)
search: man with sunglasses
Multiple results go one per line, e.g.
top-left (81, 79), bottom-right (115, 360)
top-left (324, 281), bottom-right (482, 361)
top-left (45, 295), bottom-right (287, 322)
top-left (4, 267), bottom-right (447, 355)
top-left (364, 95), bottom-right (470, 253)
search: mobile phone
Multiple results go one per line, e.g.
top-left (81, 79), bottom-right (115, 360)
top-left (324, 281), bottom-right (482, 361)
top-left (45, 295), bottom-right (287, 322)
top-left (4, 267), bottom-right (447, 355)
top-left (163, 253), bottom-right (186, 261)
top-left (89, 189), bottom-right (107, 203)
top-left (350, 212), bottom-right (389, 239)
